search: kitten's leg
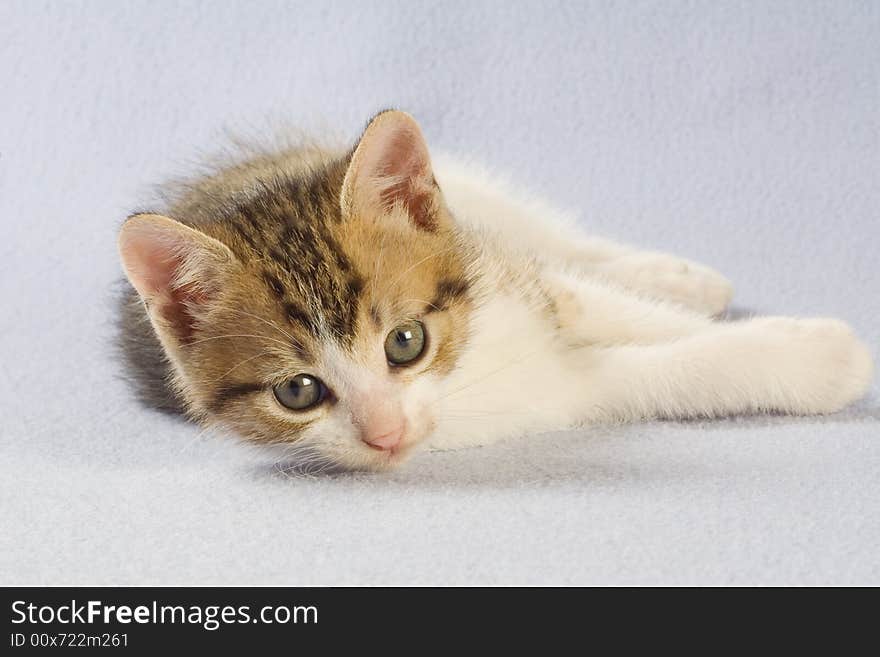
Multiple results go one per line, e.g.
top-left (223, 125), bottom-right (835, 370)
top-left (507, 226), bottom-right (734, 316)
top-left (582, 248), bottom-right (735, 317)
top-left (436, 162), bottom-right (733, 315)
top-left (570, 317), bottom-right (873, 421)
top-left (546, 234), bottom-right (733, 317)
top-left (544, 270), bottom-right (714, 345)
top-left (503, 218), bottom-right (734, 316)
top-left (468, 201), bottom-right (733, 316)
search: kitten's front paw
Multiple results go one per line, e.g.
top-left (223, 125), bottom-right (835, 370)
top-left (599, 253), bottom-right (734, 316)
top-left (757, 318), bottom-right (874, 414)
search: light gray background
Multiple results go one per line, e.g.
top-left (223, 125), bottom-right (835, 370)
top-left (1, 1), bottom-right (878, 584)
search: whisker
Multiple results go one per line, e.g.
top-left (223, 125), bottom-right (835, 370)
top-left (210, 349), bottom-right (275, 384)
top-left (177, 423), bottom-right (220, 456)
top-left (437, 347), bottom-right (545, 401)
top-left (387, 245), bottom-right (458, 292)
top-left (371, 228), bottom-right (391, 295)
top-left (181, 333), bottom-right (292, 349)
top-left (396, 297), bottom-right (443, 313)
top-left (221, 307), bottom-right (304, 349)
top-left (435, 406), bottom-right (561, 418)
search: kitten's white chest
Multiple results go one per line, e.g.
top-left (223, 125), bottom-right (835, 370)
top-left (428, 292), bottom-right (574, 450)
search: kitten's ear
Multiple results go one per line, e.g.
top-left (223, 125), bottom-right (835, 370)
top-left (118, 213), bottom-right (237, 341)
top-left (341, 110), bottom-right (442, 230)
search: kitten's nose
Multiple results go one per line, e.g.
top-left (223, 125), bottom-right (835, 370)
top-left (361, 424), bottom-right (405, 451)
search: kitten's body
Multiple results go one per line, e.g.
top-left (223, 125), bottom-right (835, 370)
top-left (119, 111), bottom-right (873, 470)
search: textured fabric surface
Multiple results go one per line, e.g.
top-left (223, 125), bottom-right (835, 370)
top-left (1, 1), bottom-right (877, 585)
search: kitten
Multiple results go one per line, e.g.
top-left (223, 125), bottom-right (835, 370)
top-left (118, 110), bottom-right (874, 471)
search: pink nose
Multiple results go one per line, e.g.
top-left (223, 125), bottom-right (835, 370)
top-left (361, 425), bottom-right (405, 451)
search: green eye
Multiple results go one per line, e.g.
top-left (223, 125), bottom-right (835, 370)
top-left (384, 320), bottom-right (427, 366)
top-left (273, 374), bottom-right (326, 411)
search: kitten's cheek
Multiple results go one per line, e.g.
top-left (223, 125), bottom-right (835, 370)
top-left (400, 379), bottom-right (438, 443)
top-left (397, 404), bottom-right (434, 448)
top-left (420, 416), bottom-right (438, 442)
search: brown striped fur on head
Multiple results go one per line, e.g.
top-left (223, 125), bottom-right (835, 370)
top-left (119, 111), bottom-right (475, 470)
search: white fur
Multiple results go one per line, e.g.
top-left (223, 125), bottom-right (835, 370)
top-left (422, 158), bottom-right (874, 450)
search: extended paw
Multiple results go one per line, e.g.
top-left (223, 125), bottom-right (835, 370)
top-left (755, 317), bottom-right (874, 414)
top-left (597, 253), bottom-right (734, 316)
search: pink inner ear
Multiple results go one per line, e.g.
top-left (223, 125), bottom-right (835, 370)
top-left (376, 126), bottom-right (437, 229)
top-left (379, 125), bottom-right (429, 180)
top-left (121, 230), bottom-right (183, 299)
top-left (379, 177), bottom-right (436, 231)
top-left (119, 217), bottom-right (219, 343)
top-left (350, 113), bottom-right (439, 230)
top-left (161, 281), bottom-right (207, 342)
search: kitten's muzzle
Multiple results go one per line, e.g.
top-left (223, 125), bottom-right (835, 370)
top-left (348, 387), bottom-right (407, 451)
top-left (361, 425), bottom-right (406, 451)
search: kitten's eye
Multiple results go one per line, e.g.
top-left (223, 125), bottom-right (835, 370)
top-left (384, 320), bottom-right (426, 366)
top-left (273, 374), bottom-right (326, 411)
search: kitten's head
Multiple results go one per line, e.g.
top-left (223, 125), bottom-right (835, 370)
top-left (119, 111), bottom-right (475, 470)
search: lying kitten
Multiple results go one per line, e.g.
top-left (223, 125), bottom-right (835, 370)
top-left (119, 110), bottom-right (874, 470)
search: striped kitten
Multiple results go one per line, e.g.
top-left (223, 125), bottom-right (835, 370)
top-left (119, 110), bottom-right (873, 471)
